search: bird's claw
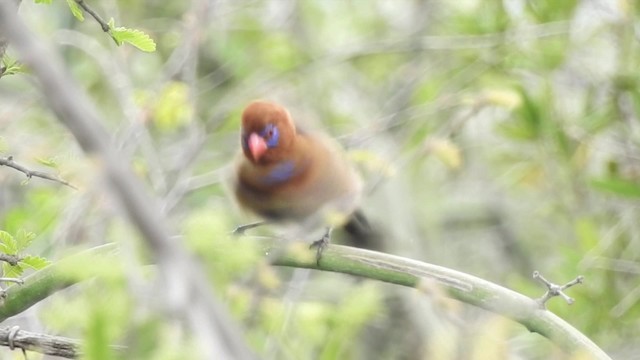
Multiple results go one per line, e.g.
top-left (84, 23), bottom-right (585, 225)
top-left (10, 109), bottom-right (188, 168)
top-left (309, 229), bottom-right (331, 266)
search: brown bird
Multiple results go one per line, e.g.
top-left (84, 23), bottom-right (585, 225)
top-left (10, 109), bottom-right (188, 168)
top-left (232, 100), bottom-right (378, 263)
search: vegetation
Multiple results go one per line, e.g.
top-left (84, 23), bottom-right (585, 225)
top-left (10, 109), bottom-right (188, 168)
top-left (0, 0), bottom-right (638, 359)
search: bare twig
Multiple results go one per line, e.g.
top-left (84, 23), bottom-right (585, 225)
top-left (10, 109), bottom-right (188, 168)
top-left (0, 325), bottom-right (125, 359)
top-left (0, 5), bottom-right (255, 360)
top-left (0, 277), bottom-right (23, 285)
top-left (74, 0), bottom-right (109, 33)
top-left (533, 271), bottom-right (584, 308)
top-left (0, 156), bottom-right (77, 189)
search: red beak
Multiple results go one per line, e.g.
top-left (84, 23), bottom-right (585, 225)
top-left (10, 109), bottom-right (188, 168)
top-left (248, 133), bottom-right (268, 161)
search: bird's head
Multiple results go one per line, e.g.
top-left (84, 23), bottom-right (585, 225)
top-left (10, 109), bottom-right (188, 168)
top-left (240, 100), bottom-right (296, 165)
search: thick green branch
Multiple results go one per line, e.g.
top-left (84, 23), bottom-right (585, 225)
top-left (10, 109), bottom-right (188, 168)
top-left (267, 240), bottom-right (610, 360)
top-left (0, 244), bottom-right (119, 322)
top-left (0, 241), bottom-right (611, 360)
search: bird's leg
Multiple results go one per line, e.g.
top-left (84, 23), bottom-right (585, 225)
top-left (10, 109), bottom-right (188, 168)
top-left (309, 227), bottom-right (332, 266)
top-left (232, 221), bottom-right (267, 236)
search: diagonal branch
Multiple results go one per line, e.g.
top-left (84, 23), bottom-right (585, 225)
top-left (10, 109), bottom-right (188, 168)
top-left (0, 156), bottom-right (77, 189)
top-left (0, 325), bottom-right (126, 359)
top-left (0, 4), bottom-right (255, 360)
top-left (74, 0), bottom-right (109, 33)
top-left (0, 326), bottom-right (81, 358)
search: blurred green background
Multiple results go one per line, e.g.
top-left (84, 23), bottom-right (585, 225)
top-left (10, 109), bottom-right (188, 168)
top-left (1, 0), bottom-right (639, 359)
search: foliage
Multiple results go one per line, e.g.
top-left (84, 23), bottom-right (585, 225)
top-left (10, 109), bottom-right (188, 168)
top-left (1, 0), bottom-right (639, 359)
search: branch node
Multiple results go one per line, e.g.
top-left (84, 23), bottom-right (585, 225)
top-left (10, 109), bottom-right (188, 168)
top-left (7, 326), bottom-right (19, 350)
top-left (0, 253), bottom-right (22, 266)
top-left (533, 271), bottom-right (584, 308)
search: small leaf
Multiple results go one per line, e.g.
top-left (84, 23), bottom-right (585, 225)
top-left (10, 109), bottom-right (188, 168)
top-left (15, 229), bottom-right (36, 251)
top-left (590, 177), bottom-right (640, 198)
top-left (66, 0), bottom-right (84, 21)
top-left (110, 26), bottom-right (156, 52)
top-left (424, 138), bottom-right (463, 169)
top-left (0, 231), bottom-right (18, 255)
top-left (2, 262), bottom-right (23, 278)
top-left (35, 0), bottom-right (53, 4)
top-left (36, 156), bottom-right (59, 168)
top-left (153, 82), bottom-right (193, 132)
top-left (20, 255), bottom-right (50, 270)
top-left (1, 57), bottom-right (25, 76)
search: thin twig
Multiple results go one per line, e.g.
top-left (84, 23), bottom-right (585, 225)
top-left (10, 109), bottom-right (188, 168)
top-left (0, 156), bottom-right (77, 189)
top-left (74, 0), bottom-right (109, 33)
top-left (533, 271), bottom-right (584, 308)
top-left (0, 277), bottom-right (24, 285)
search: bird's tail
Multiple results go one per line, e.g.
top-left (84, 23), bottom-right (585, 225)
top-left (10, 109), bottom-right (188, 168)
top-left (343, 209), bottom-right (384, 251)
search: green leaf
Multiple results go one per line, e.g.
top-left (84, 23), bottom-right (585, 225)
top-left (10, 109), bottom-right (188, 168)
top-left (66, 0), bottom-right (84, 21)
top-left (0, 231), bottom-right (18, 255)
top-left (153, 82), bottom-right (193, 132)
top-left (35, 156), bottom-right (59, 168)
top-left (590, 177), bottom-right (640, 198)
top-left (34, 0), bottom-right (53, 4)
top-left (109, 23), bottom-right (156, 52)
top-left (20, 255), bottom-right (50, 270)
top-left (15, 229), bottom-right (36, 251)
top-left (1, 57), bottom-right (25, 76)
top-left (2, 263), bottom-right (23, 278)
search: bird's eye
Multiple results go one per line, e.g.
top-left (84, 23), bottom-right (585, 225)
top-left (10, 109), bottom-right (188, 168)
top-left (263, 124), bottom-right (280, 148)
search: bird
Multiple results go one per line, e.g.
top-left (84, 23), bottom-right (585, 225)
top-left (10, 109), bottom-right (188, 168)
top-left (232, 100), bottom-right (379, 264)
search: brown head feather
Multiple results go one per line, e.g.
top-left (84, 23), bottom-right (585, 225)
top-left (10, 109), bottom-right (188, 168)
top-left (241, 100), bottom-right (296, 165)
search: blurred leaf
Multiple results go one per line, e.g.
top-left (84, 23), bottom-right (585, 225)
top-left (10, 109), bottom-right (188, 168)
top-left (35, 156), bottom-right (58, 168)
top-left (85, 308), bottom-right (115, 360)
top-left (261, 33), bottom-right (304, 71)
top-left (152, 82), bottom-right (193, 132)
top-left (348, 149), bottom-right (396, 177)
top-left (424, 138), bottom-right (463, 169)
top-left (321, 283), bottom-right (382, 359)
top-left (66, 0), bottom-right (84, 21)
top-left (1, 56), bottom-right (25, 76)
top-left (0, 230), bottom-right (18, 255)
top-left (2, 263), bottom-right (23, 278)
top-left (20, 255), bottom-right (50, 270)
top-left (590, 177), bottom-right (640, 198)
top-left (526, 0), bottom-right (579, 22)
top-left (481, 88), bottom-right (522, 109)
top-left (34, 0), bottom-right (52, 4)
top-left (575, 218), bottom-right (599, 251)
top-left (15, 229), bottom-right (36, 251)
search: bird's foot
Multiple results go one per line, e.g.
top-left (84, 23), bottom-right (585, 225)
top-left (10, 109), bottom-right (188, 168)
top-left (309, 228), bottom-right (332, 266)
top-left (231, 221), bottom-right (266, 236)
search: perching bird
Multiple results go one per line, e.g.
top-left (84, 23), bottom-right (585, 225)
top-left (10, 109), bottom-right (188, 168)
top-left (232, 100), bottom-right (379, 263)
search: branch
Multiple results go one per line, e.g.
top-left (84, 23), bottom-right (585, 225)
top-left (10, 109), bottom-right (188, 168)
top-left (0, 156), bottom-right (77, 189)
top-left (0, 326), bottom-right (82, 358)
top-left (0, 244), bottom-right (119, 321)
top-left (0, 253), bottom-right (21, 266)
top-left (74, 0), bottom-right (109, 33)
top-left (0, 5), bottom-right (255, 360)
top-left (0, 325), bottom-right (126, 359)
top-left (0, 241), bottom-right (611, 360)
top-left (266, 240), bottom-right (611, 360)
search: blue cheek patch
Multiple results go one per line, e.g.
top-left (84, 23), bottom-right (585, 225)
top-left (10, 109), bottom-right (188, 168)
top-left (261, 160), bottom-right (295, 185)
